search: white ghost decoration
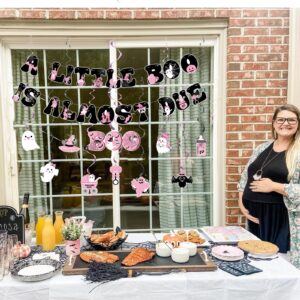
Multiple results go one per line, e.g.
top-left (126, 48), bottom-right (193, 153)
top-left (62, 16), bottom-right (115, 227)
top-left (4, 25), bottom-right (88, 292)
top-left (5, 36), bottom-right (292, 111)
top-left (22, 130), bottom-right (40, 151)
top-left (40, 162), bottom-right (59, 182)
top-left (156, 133), bottom-right (171, 154)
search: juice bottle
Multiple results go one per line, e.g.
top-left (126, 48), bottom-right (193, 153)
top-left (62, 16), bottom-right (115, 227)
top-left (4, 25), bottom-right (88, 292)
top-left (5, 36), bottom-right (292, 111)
top-left (54, 211), bottom-right (64, 245)
top-left (42, 215), bottom-right (56, 251)
top-left (35, 211), bottom-right (45, 246)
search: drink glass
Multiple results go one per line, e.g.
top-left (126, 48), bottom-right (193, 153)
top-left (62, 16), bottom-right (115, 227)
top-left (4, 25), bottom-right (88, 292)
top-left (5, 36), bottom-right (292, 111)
top-left (25, 223), bottom-right (33, 245)
top-left (7, 234), bottom-right (18, 271)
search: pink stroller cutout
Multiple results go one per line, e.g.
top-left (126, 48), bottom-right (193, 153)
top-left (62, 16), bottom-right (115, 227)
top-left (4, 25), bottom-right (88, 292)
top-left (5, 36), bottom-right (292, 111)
top-left (80, 174), bottom-right (101, 194)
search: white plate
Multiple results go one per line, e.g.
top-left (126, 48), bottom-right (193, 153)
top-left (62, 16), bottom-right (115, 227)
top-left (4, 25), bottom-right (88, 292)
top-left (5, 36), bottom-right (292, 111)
top-left (171, 229), bottom-right (210, 247)
top-left (248, 253), bottom-right (278, 259)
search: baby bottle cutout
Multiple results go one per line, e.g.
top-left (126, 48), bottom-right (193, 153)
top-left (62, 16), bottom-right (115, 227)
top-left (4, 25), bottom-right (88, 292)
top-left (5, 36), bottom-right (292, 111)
top-left (196, 135), bottom-right (206, 157)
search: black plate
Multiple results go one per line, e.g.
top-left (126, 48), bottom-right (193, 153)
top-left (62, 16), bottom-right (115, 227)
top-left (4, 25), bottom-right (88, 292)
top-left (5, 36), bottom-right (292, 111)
top-left (11, 258), bottom-right (62, 282)
top-left (86, 235), bottom-right (128, 250)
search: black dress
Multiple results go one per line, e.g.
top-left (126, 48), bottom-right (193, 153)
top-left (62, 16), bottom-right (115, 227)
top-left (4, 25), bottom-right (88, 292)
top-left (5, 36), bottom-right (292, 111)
top-left (243, 143), bottom-right (290, 253)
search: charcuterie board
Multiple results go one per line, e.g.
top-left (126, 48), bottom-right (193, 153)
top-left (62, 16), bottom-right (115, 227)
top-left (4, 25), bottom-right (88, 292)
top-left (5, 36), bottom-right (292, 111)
top-left (63, 249), bottom-right (217, 276)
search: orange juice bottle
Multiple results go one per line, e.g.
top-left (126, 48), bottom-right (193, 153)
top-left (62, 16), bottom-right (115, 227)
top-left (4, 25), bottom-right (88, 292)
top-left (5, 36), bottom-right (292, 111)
top-left (42, 215), bottom-right (56, 251)
top-left (35, 211), bottom-right (45, 246)
top-left (54, 211), bottom-right (64, 245)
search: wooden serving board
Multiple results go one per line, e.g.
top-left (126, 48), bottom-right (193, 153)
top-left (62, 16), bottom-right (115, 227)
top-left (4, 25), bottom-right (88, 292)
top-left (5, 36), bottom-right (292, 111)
top-left (63, 249), bottom-right (217, 276)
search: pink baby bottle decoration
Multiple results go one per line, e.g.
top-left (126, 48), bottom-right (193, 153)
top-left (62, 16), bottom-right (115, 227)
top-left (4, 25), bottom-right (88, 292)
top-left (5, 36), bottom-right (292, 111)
top-left (196, 135), bottom-right (206, 157)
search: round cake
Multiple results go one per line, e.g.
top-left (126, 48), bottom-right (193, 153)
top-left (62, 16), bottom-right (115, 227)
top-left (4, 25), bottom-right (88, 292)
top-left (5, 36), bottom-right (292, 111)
top-left (238, 240), bottom-right (279, 257)
top-left (211, 245), bottom-right (244, 261)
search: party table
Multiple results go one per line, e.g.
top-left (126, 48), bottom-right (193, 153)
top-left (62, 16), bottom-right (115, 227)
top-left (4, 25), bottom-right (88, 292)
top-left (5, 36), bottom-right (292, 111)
top-left (1, 233), bottom-right (300, 300)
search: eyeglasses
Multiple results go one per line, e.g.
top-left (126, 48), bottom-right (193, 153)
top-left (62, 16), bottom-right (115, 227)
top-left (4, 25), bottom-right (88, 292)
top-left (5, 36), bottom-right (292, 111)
top-left (275, 117), bottom-right (298, 125)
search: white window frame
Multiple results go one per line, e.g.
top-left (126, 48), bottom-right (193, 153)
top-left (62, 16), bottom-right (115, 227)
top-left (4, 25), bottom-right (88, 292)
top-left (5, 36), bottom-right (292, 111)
top-left (0, 20), bottom-right (227, 226)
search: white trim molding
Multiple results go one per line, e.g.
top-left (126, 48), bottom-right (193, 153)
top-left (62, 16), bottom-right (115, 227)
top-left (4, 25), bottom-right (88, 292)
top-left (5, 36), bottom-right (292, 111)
top-left (288, 8), bottom-right (300, 107)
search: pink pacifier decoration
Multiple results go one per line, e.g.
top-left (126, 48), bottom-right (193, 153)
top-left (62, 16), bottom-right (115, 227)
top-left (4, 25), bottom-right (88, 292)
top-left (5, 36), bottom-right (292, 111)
top-left (104, 131), bottom-right (123, 151)
top-left (110, 164), bottom-right (123, 185)
top-left (40, 162), bottom-right (59, 183)
top-left (131, 176), bottom-right (150, 197)
top-left (86, 131), bottom-right (106, 152)
top-left (156, 132), bottom-right (171, 154)
top-left (59, 135), bottom-right (80, 153)
top-left (81, 173), bottom-right (101, 194)
top-left (122, 131), bottom-right (141, 152)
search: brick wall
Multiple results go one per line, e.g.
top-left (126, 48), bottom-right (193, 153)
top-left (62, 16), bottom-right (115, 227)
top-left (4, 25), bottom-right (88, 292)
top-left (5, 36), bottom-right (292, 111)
top-left (0, 8), bottom-right (290, 226)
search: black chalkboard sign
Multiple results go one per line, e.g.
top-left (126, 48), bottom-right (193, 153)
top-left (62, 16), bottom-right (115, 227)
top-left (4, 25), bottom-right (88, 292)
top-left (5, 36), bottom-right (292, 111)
top-left (0, 205), bottom-right (24, 243)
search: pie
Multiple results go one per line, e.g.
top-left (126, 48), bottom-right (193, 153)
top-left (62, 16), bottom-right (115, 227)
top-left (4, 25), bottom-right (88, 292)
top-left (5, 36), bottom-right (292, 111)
top-left (238, 240), bottom-right (279, 256)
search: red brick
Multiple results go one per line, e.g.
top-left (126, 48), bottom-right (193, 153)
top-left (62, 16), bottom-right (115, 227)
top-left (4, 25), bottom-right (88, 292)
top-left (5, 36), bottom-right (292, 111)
top-left (270, 45), bottom-right (289, 53)
top-left (227, 132), bottom-right (239, 140)
top-left (77, 10), bottom-right (104, 19)
top-left (189, 10), bottom-right (215, 18)
top-left (49, 10), bottom-right (76, 19)
top-left (241, 98), bottom-right (266, 105)
top-left (228, 71), bottom-right (254, 80)
top-left (242, 80), bottom-right (266, 88)
top-left (270, 62), bottom-right (288, 70)
top-left (227, 175), bottom-right (242, 183)
top-left (257, 19), bottom-right (283, 27)
top-left (0, 9), bottom-right (17, 18)
top-left (133, 10), bottom-right (160, 19)
top-left (228, 54), bottom-right (254, 62)
top-left (227, 183), bottom-right (239, 190)
top-left (283, 53), bottom-right (288, 61)
top-left (282, 71), bottom-right (288, 79)
top-left (271, 28), bottom-right (289, 35)
top-left (228, 46), bottom-right (242, 53)
top-left (227, 158), bottom-right (251, 166)
top-left (254, 106), bottom-right (277, 114)
top-left (269, 10), bottom-right (289, 17)
top-left (228, 63), bottom-right (241, 71)
top-left (227, 208), bottom-right (241, 215)
top-left (228, 28), bottom-right (242, 36)
top-left (226, 200), bottom-right (239, 207)
top-left (228, 37), bottom-right (255, 44)
top-left (243, 9), bottom-right (268, 17)
top-left (226, 216), bottom-right (239, 224)
top-left (256, 71), bottom-right (281, 79)
top-left (241, 115), bottom-right (267, 123)
top-left (227, 150), bottom-right (239, 157)
top-left (255, 89), bottom-right (281, 97)
top-left (161, 10), bottom-right (188, 18)
top-left (226, 116), bottom-right (240, 123)
top-left (19, 10), bottom-right (46, 19)
top-left (229, 18), bottom-right (256, 27)
top-left (257, 54), bottom-right (282, 61)
top-left (241, 132), bottom-right (267, 140)
top-left (243, 63), bottom-right (268, 70)
top-left (227, 106), bottom-right (255, 114)
top-left (227, 89), bottom-right (254, 97)
top-left (282, 89), bottom-right (287, 97)
top-left (256, 36), bottom-right (283, 44)
top-left (243, 45), bottom-right (269, 53)
top-left (105, 10), bottom-right (132, 19)
top-left (283, 36), bottom-right (289, 44)
top-left (267, 98), bottom-right (287, 105)
top-left (241, 149), bottom-right (254, 157)
top-left (227, 124), bottom-right (253, 131)
top-left (268, 80), bottom-right (287, 88)
top-left (244, 28), bottom-right (269, 35)
top-left (216, 9), bottom-right (241, 18)
top-left (227, 98), bottom-right (240, 106)
top-left (227, 81), bottom-right (240, 88)
top-left (254, 124), bottom-right (271, 131)
top-left (283, 18), bottom-right (289, 27)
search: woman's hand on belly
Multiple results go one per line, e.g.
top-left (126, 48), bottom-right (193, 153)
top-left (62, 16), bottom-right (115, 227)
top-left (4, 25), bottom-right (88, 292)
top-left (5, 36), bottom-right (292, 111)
top-left (239, 192), bottom-right (260, 224)
top-left (250, 178), bottom-right (276, 193)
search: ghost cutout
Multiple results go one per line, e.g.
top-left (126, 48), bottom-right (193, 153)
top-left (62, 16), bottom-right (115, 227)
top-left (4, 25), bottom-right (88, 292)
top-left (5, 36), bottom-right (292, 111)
top-left (40, 162), bottom-right (59, 183)
top-left (131, 176), bottom-right (150, 197)
top-left (22, 130), bottom-right (40, 151)
top-left (156, 133), bottom-right (171, 154)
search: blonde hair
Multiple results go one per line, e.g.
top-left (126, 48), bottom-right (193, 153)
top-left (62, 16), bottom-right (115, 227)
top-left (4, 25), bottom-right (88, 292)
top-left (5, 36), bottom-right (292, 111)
top-left (272, 104), bottom-right (300, 179)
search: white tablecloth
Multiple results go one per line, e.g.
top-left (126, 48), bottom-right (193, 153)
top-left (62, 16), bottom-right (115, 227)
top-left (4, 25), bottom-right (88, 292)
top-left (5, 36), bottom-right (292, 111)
top-left (1, 233), bottom-right (300, 300)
